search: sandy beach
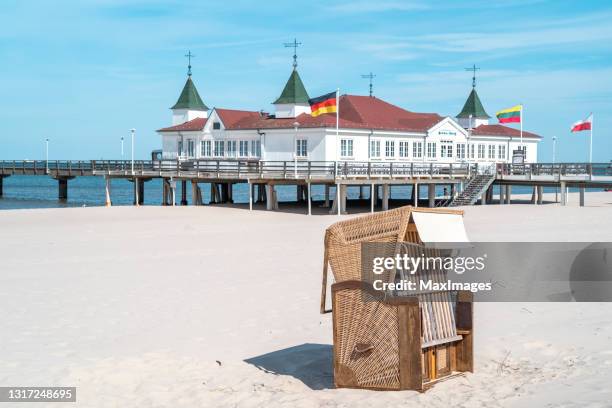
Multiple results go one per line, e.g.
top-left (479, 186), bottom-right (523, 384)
top-left (1, 192), bottom-right (611, 407)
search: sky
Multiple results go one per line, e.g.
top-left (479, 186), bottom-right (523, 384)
top-left (0, 0), bottom-right (611, 162)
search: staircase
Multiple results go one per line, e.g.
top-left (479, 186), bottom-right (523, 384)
top-left (448, 173), bottom-right (496, 207)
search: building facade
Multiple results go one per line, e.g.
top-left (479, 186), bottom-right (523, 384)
top-left (157, 66), bottom-right (541, 164)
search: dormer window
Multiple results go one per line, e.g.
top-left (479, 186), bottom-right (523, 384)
top-left (213, 122), bottom-right (221, 130)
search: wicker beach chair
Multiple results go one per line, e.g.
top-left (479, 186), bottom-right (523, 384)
top-left (321, 206), bottom-right (473, 391)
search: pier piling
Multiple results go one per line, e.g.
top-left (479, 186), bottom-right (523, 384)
top-left (579, 186), bottom-right (585, 207)
top-left (56, 177), bottom-right (73, 201)
top-left (560, 182), bottom-right (567, 206)
top-left (0, 176), bottom-right (6, 197)
top-left (307, 182), bottom-right (312, 215)
top-left (427, 184), bottom-right (435, 208)
top-left (181, 180), bottom-right (188, 205)
top-left (104, 176), bottom-right (112, 206)
top-left (370, 183), bottom-right (375, 213)
top-left (382, 184), bottom-right (390, 210)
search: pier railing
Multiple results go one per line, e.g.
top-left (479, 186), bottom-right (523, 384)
top-left (1, 159), bottom-right (474, 179)
top-left (497, 162), bottom-right (612, 179)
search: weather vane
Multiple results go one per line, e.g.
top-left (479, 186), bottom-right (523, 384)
top-left (361, 72), bottom-right (376, 97)
top-left (284, 38), bottom-right (301, 69)
top-left (185, 51), bottom-right (195, 76)
top-left (465, 64), bottom-right (480, 88)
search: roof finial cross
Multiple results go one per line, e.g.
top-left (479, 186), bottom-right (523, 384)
top-left (465, 64), bottom-right (480, 88)
top-left (185, 50), bottom-right (195, 76)
top-left (284, 38), bottom-right (302, 69)
top-left (361, 72), bottom-right (376, 97)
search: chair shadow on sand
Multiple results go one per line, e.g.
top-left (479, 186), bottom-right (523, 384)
top-left (244, 343), bottom-right (334, 390)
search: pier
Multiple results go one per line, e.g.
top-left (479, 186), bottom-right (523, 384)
top-left (1, 160), bottom-right (611, 213)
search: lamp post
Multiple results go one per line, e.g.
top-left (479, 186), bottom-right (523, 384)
top-left (293, 121), bottom-right (299, 178)
top-left (552, 136), bottom-right (558, 203)
top-left (45, 138), bottom-right (49, 173)
top-left (130, 128), bottom-right (135, 174)
top-left (121, 136), bottom-right (124, 159)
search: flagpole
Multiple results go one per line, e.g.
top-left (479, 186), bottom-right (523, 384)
top-left (336, 88), bottom-right (340, 216)
top-left (589, 113), bottom-right (593, 163)
top-left (520, 104), bottom-right (523, 149)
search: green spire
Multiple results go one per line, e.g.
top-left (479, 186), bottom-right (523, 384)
top-left (171, 76), bottom-right (208, 110)
top-left (273, 69), bottom-right (310, 104)
top-left (456, 88), bottom-right (490, 119)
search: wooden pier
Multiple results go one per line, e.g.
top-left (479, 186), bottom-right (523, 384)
top-left (0, 160), bottom-right (611, 213)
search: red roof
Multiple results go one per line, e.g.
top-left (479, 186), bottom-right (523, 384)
top-left (216, 108), bottom-right (264, 128)
top-left (220, 95), bottom-right (442, 132)
top-left (472, 124), bottom-right (541, 139)
top-left (158, 117), bottom-right (206, 132)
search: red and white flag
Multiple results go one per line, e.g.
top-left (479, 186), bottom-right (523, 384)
top-left (571, 114), bottom-right (593, 132)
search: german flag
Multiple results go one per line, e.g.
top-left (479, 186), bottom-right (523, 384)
top-left (309, 91), bottom-right (337, 117)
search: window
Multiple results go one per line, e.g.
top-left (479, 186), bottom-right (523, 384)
top-left (427, 142), bottom-right (437, 159)
top-left (469, 144), bottom-right (475, 159)
top-left (213, 140), bottom-right (224, 157)
top-left (227, 140), bottom-right (236, 157)
top-left (296, 139), bottom-right (307, 158)
top-left (399, 141), bottom-right (410, 158)
top-left (239, 141), bottom-right (249, 157)
top-left (385, 140), bottom-right (395, 158)
top-left (178, 140), bottom-right (183, 156)
top-left (340, 139), bottom-right (353, 158)
top-left (488, 144), bottom-right (495, 159)
top-left (457, 143), bottom-right (466, 159)
top-left (370, 140), bottom-right (380, 158)
top-left (251, 140), bottom-right (261, 157)
top-left (412, 141), bottom-right (422, 158)
top-left (201, 140), bottom-right (211, 157)
top-left (212, 122), bottom-right (221, 130)
top-left (440, 140), bottom-right (453, 159)
top-left (477, 144), bottom-right (485, 159)
top-left (498, 145), bottom-right (506, 160)
top-left (187, 140), bottom-right (195, 157)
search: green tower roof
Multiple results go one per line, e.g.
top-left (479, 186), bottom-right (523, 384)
top-left (171, 76), bottom-right (208, 111)
top-left (456, 88), bottom-right (490, 119)
top-left (273, 69), bottom-right (310, 104)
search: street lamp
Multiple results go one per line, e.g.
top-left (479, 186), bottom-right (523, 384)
top-left (130, 129), bottom-right (135, 174)
top-left (293, 121), bottom-right (299, 178)
top-left (121, 136), bottom-right (124, 158)
top-left (552, 136), bottom-right (558, 203)
top-left (45, 138), bottom-right (49, 173)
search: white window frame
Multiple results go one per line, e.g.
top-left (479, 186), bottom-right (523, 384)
top-left (226, 140), bottom-right (237, 158)
top-left (498, 144), bottom-right (506, 160)
top-left (340, 139), bottom-right (354, 158)
top-left (187, 139), bottom-right (195, 157)
top-left (250, 140), bottom-right (261, 158)
top-left (370, 140), bottom-right (381, 158)
top-left (238, 140), bottom-right (249, 157)
top-left (213, 140), bottom-right (224, 157)
top-left (295, 139), bottom-right (307, 158)
top-left (477, 144), bottom-right (485, 159)
top-left (488, 144), bottom-right (495, 159)
top-left (201, 140), bottom-right (211, 157)
top-left (427, 142), bottom-right (437, 159)
top-left (412, 141), bottom-right (422, 158)
top-left (399, 141), bottom-right (410, 158)
top-left (457, 143), bottom-right (466, 159)
top-left (385, 140), bottom-right (395, 158)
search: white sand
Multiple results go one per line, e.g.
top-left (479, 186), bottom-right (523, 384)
top-left (0, 192), bottom-right (611, 407)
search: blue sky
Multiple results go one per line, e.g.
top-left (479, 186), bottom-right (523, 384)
top-left (1, 0), bottom-right (611, 162)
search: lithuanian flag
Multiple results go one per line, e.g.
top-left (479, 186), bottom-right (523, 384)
top-left (309, 91), bottom-right (337, 117)
top-left (496, 105), bottom-right (522, 123)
